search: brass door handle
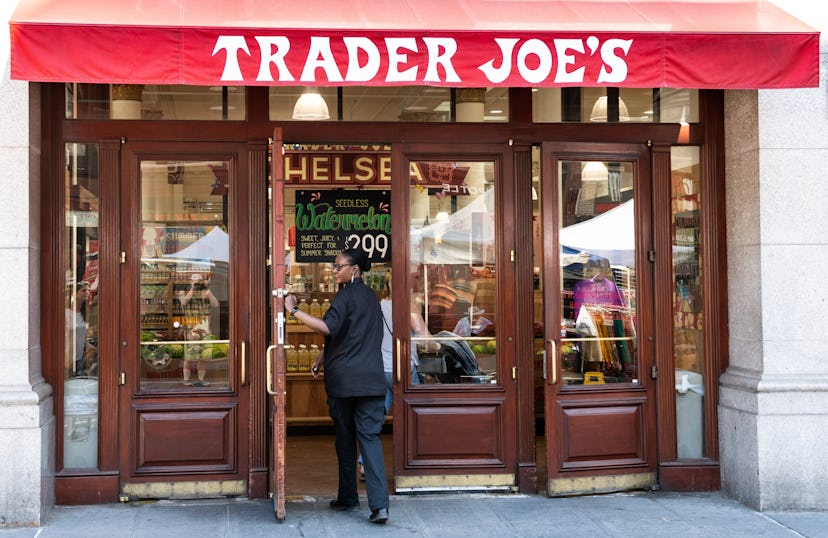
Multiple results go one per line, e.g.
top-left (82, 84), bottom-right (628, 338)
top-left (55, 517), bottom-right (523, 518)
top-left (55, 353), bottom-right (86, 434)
top-left (241, 340), bottom-right (247, 386)
top-left (396, 338), bottom-right (402, 383)
top-left (266, 344), bottom-right (277, 395)
top-left (549, 339), bottom-right (557, 385)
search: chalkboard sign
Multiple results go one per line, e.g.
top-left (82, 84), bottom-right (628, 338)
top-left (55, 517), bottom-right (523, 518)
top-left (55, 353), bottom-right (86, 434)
top-left (294, 190), bottom-right (391, 263)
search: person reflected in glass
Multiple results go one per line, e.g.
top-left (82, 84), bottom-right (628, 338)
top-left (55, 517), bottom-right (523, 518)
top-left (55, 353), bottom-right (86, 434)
top-left (285, 249), bottom-right (390, 524)
top-left (65, 280), bottom-right (96, 377)
top-left (178, 273), bottom-right (219, 387)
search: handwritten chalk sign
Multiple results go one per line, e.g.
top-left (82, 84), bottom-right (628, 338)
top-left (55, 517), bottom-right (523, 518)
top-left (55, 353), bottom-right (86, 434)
top-left (294, 190), bottom-right (391, 263)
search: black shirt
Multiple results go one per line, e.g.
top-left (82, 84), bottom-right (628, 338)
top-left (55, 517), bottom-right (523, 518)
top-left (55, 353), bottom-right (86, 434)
top-left (322, 277), bottom-right (385, 398)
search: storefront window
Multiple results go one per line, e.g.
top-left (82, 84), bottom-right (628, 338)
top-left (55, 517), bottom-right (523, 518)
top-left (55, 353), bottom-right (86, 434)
top-left (533, 88), bottom-right (698, 123)
top-left (64, 143), bottom-right (100, 469)
top-left (138, 160), bottom-right (231, 390)
top-left (671, 146), bottom-right (705, 458)
top-left (269, 87), bottom-right (508, 122)
top-left (65, 84), bottom-right (245, 120)
top-left (409, 160), bottom-right (498, 386)
top-left (558, 160), bottom-right (639, 385)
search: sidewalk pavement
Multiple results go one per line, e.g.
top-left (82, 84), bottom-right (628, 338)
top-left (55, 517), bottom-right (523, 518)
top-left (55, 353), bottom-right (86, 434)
top-left (2, 491), bottom-right (827, 537)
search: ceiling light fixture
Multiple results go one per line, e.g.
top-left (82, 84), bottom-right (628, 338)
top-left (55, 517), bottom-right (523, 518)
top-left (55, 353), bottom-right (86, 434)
top-left (589, 96), bottom-right (630, 122)
top-left (292, 89), bottom-right (330, 120)
top-left (582, 161), bottom-right (609, 182)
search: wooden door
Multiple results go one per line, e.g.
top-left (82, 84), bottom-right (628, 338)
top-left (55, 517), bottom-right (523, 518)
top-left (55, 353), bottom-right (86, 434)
top-left (267, 130), bottom-right (287, 520)
top-left (391, 143), bottom-right (518, 491)
top-left (118, 141), bottom-right (250, 498)
top-left (540, 142), bottom-right (657, 496)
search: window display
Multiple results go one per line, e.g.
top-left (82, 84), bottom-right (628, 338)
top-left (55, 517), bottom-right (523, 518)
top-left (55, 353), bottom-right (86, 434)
top-left (64, 142), bottom-right (100, 469)
top-left (557, 160), bottom-right (638, 385)
top-left (138, 160), bottom-right (231, 391)
top-left (672, 147), bottom-right (705, 458)
top-left (408, 159), bottom-right (499, 386)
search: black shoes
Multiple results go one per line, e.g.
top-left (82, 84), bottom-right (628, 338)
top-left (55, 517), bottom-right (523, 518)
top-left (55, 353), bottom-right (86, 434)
top-left (330, 499), bottom-right (388, 524)
top-left (329, 499), bottom-right (359, 512)
top-left (369, 508), bottom-right (389, 524)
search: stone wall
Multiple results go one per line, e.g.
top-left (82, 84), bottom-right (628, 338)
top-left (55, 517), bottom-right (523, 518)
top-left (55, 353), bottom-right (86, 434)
top-left (720, 36), bottom-right (828, 510)
top-left (0, 1), bottom-right (54, 526)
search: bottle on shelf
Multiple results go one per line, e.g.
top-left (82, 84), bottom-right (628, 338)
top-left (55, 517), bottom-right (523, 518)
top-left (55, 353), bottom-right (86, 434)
top-left (322, 298), bottom-right (331, 316)
top-left (297, 344), bottom-right (310, 372)
top-left (309, 344), bottom-right (320, 373)
top-left (309, 298), bottom-right (322, 318)
top-left (298, 298), bottom-right (310, 316)
top-left (286, 345), bottom-right (299, 372)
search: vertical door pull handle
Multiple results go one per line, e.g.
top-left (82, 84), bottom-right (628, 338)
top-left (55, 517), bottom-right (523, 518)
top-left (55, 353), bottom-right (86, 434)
top-left (549, 339), bottom-right (557, 385)
top-left (240, 340), bottom-right (247, 386)
top-left (266, 345), bottom-right (277, 395)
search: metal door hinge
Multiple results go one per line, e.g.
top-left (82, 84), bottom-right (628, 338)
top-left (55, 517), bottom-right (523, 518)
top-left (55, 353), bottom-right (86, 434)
top-left (648, 250), bottom-right (656, 262)
top-left (512, 366), bottom-right (517, 380)
top-left (510, 250), bottom-right (516, 262)
top-left (119, 372), bottom-right (126, 385)
top-left (120, 251), bottom-right (126, 264)
top-left (650, 365), bottom-right (658, 379)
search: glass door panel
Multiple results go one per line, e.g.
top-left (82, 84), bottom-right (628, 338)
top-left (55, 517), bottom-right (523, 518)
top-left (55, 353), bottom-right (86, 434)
top-left (559, 160), bottom-right (638, 386)
top-left (408, 160), bottom-right (498, 386)
top-left (138, 159), bottom-right (231, 391)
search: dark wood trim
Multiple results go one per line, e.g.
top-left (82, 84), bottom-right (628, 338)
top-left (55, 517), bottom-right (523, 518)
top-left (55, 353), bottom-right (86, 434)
top-left (509, 88), bottom-right (533, 124)
top-left (512, 144), bottom-right (537, 493)
top-left (247, 140), bottom-right (269, 498)
top-left (40, 83), bottom-right (66, 469)
top-left (97, 139), bottom-right (121, 472)
top-left (55, 473), bottom-right (120, 505)
top-left (659, 462), bottom-right (720, 491)
top-left (700, 90), bottom-right (726, 461)
top-left (652, 143), bottom-right (678, 463)
top-left (62, 120), bottom-right (704, 148)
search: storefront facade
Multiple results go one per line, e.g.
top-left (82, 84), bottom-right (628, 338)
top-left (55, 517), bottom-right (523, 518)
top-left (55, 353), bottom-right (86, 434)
top-left (1, 0), bottom-right (826, 525)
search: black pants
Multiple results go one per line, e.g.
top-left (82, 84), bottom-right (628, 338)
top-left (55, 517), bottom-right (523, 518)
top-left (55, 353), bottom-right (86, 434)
top-left (327, 395), bottom-right (389, 512)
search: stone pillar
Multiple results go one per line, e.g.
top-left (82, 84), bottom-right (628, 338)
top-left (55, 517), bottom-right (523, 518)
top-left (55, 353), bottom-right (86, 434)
top-left (721, 80), bottom-right (828, 508)
top-left (0, 77), bottom-right (54, 524)
top-left (455, 88), bottom-right (486, 123)
top-left (110, 84), bottom-right (143, 120)
top-left (533, 88), bottom-right (562, 122)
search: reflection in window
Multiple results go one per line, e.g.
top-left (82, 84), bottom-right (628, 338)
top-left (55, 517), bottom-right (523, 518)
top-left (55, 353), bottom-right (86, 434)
top-left (409, 160), bottom-right (498, 385)
top-left (533, 87), bottom-right (698, 123)
top-left (559, 160), bottom-right (638, 385)
top-left (672, 146), bottom-right (705, 458)
top-left (269, 87), bottom-right (508, 122)
top-left (65, 84), bottom-right (245, 120)
top-left (64, 143), bottom-right (100, 469)
top-left (138, 160), bottom-right (231, 391)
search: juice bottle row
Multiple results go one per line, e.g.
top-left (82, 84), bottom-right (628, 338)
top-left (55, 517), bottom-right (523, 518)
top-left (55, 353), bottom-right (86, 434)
top-left (286, 344), bottom-right (323, 373)
top-left (287, 298), bottom-right (330, 323)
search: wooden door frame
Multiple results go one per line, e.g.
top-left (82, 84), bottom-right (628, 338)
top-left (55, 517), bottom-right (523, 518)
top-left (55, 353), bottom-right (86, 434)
top-left (540, 142), bottom-right (658, 495)
top-left (391, 142), bottom-right (519, 490)
top-left (117, 141), bottom-right (252, 493)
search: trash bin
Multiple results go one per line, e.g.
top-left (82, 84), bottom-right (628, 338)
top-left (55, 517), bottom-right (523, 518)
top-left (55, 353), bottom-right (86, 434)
top-left (675, 369), bottom-right (704, 459)
top-left (64, 377), bottom-right (98, 468)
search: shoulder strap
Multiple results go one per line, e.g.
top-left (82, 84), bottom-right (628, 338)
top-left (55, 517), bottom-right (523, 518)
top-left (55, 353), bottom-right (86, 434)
top-left (379, 301), bottom-right (392, 334)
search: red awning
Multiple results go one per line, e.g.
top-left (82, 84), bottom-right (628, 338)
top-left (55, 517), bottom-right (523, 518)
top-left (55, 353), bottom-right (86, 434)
top-left (9, 0), bottom-right (820, 89)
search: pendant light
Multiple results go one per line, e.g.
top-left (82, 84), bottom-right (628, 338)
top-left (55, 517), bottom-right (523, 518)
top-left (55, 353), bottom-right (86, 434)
top-left (292, 89), bottom-right (329, 120)
top-left (589, 95), bottom-right (630, 122)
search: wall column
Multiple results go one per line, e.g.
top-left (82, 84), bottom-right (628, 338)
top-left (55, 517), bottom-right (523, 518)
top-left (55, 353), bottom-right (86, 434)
top-left (721, 56), bottom-right (828, 509)
top-left (110, 84), bottom-right (143, 119)
top-left (0, 13), bottom-right (54, 523)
